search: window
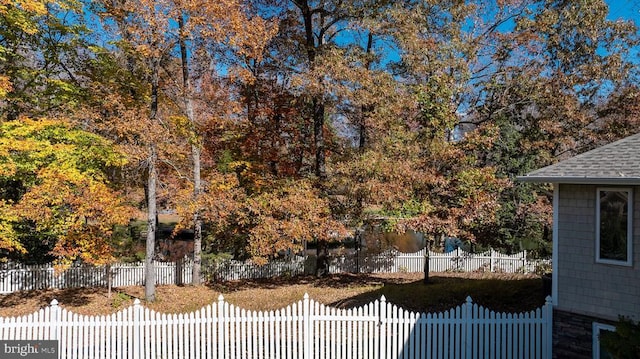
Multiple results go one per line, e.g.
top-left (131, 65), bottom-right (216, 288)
top-left (593, 322), bottom-right (615, 359)
top-left (596, 188), bottom-right (633, 266)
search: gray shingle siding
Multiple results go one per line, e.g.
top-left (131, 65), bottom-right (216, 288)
top-left (556, 184), bottom-right (640, 321)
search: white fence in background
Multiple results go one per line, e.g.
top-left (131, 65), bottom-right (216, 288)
top-left (0, 250), bottom-right (548, 294)
top-left (0, 257), bottom-right (306, 294)
top-left (0, 294), bottom-right (553, 359)
top-left (212, 256), bottom-right (306, 280)
top-left (330, 248), bottom-right (549, 274)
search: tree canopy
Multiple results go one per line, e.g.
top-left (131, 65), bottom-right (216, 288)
top-left (1, 0), bottom-right (639, 267)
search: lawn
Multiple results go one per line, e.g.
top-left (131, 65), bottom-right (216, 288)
top-left (0, 272), bottom-right (546, 317)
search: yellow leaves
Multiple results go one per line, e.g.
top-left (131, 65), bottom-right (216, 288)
top-left (0, 120), bottom-right (125, 195)
top-left (0, 0), bottom-right (48, 35)
top-left (7, 0), bottom-right (46, 14)
top-left (0, 75), bottom-right (12, 99)
top-left (168, 115), bottom-right (202, 145)
top-left (229, 160), bottom-right (251, 176)
top-left (0, 116), bottom-right (133, 266)
top-left (0, 200), bottom-right (25, 253)
top-left (134, 44), bottom-right (154, 59)
top-left (15, 167), bottom-right (134, 265)
top-left (6, 116), bottom-right (60, 134)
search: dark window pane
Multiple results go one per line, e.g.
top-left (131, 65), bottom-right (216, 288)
top-left (599, 191), bottom-right (628, 261)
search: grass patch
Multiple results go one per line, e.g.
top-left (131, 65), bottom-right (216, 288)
top-left (0, 272), bottom-right (545, 317)
top-left (374, 276), bottom-right (544, 313)
top-left (111, 292), bottom-right (132, 310)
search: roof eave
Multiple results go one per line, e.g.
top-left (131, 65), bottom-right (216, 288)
top-left (516, 176), bottom-right (640, 185)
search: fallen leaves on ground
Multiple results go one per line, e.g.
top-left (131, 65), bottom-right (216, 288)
top-left (0, 272), bottom-right (543, 317)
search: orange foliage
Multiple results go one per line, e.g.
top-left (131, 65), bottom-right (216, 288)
top-left (15, 168), bottom-right (134, 268)
top-left (244, 180), bottom-right (347, 264)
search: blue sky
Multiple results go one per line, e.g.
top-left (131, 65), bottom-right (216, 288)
top-left (606, 0), bottom-right (640, 62)
top-left (607, 0), bottom-right (640, 23)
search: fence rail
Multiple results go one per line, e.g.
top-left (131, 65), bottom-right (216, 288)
top-left (330, 248), bottom-right (549, 274)
top-left (0, 294), bottom-right (553, 359)
top-left (0, 250), bottom-right (549, 294)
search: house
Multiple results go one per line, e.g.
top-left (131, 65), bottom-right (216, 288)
top-left (518, 133), bottom-right (640, 358)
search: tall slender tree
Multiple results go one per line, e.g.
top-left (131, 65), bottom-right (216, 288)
top-left (94, 0), bottom-right (178, 301)
top-left (168, 0), bottom-right (275, 284)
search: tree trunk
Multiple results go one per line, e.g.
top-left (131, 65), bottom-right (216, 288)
top-left (360, 32), bottom-right (374, 150)
top-left (423, 241), bottom-right (430, 284)
top-left (178, 15), bottom-right (203, 285)
top-left (296, 0), bottom-right (326, 181)
top-left (145, 143), bottom-right (157, 301)
top-left (106, 264), bottom-right (112, 298)
top-left (191, 144), bottom-right (202, 285)
top-left (145, 55), bottom-right (160, 302)
top-left (313, 98), bottom-right (326, 180)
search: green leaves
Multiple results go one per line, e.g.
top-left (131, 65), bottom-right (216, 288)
top-left (600, 317), bottom-right (640, 359)
top-left (0, 0), bottom-right (88, 120)
top-left (416, 77), bottom-right (457, 140)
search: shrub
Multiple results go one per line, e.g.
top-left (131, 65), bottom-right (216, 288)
top-left (600, 317), bottom-right (640, 359)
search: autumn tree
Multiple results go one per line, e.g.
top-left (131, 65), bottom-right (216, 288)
top-left (167, 0), bottom-right (276, 284)
top-left (328, 0), bottom-right (639, 253)
top-left (472, 0), bottom-right (639, 251)
top-left (330, 80), bottom-right (508, 249)
top-left (93, 0), bottom-right (180, 301)
top-left (0, 0), bottom-right (90, 120)
top-left (0, 118), bottom-right (133, 267)
top-left (243, 1), bottom-right (390, 180)
top-left (242, 179), bottom-right (346, 264)
top-left (477, 0), bottom-right (638, 159)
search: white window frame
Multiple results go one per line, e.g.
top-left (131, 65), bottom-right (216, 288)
top-left (593, 322), bottom-right (616, 359)
top-left (596, 188), bottom-right (633, 266)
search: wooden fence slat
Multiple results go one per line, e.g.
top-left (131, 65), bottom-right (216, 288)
top-left (0, 293), bottom-right (552, 358)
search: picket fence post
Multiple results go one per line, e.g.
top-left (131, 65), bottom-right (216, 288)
top-left (50, 299), bottom-right (60, 341)
top-left (464, 296), bottom-right (472, 359)
top-left (133, 299), bottom-right (141, 359)
top-left (379, 295), bottom-right (387, 359)
top-left (544, 296), bottom-right (553, 359)
top-left (490, 249), bottom-right (495, 272)
top-left (217, 295), bottom-right (225, 359)
top-left (303, 293), bottom-right (311, 359)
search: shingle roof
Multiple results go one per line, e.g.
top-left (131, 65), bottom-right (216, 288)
top-left (518, 132), bottom-right (640, 185)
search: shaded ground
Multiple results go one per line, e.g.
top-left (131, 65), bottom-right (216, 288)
top-left (0, 272), bottom-right (545, 317)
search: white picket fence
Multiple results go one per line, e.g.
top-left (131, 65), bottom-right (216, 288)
top-left (330, 248), bottom-right (549, 274)
top-left (0, 250), bottom-right (548, 294)
top-left (212, 256), bottom-right (305, 280)
top-left (0, 257), bottom-right (306, 294)
top-left (0, 294), bottom-right (553, 359)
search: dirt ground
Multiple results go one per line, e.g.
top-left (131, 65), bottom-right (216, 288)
top-left (0, 272), bottom-right (545, 317)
